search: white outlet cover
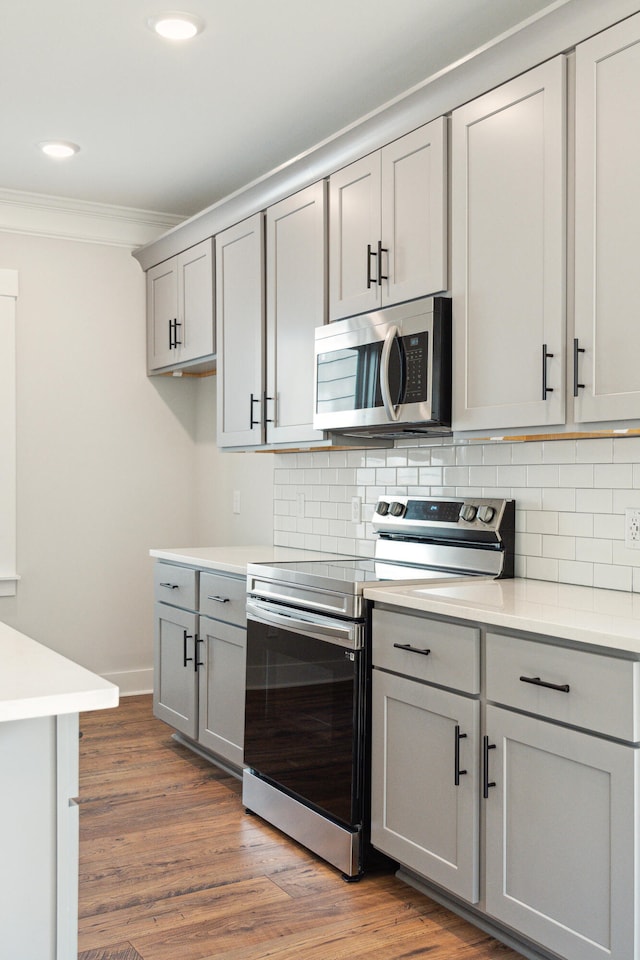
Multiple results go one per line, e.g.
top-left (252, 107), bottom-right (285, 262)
top-left (625, 508), bottom-right (640, 548)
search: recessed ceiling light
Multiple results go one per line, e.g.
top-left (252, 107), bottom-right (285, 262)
top-left (39, 141), bottom-right (81, 159)
top-left (148, 11), bottom-right (205, 40)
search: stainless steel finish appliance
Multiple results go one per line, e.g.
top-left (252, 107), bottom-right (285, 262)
top-left (244, 495), bottom-right (515, 879)
top-left (313, 297), bottom-right (451, 439)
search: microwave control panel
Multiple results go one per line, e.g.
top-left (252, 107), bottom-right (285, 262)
top-left (402, 331), bottom-right (428, 403)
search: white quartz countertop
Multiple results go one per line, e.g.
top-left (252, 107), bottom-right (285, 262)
top-left (364, 577), bottom-right (640, 657)
top-left (0, 620), bottom-right (119, 723)
top-left (150, 545), bottom-right (344, 576)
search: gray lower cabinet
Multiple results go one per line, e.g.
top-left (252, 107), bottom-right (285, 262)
top-left (371, 670), bottom-right (480, 903)
top-left (371, 607), bottom-right (640, 960)
top-left (0, 712), bottom-right (79, 960)
top-left (153, 562), bottom-right (246, 770)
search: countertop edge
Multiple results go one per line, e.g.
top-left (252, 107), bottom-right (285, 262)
top-left (364, 581), bottom-right (640, 658)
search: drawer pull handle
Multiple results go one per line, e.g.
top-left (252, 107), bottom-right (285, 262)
top-left (483, 735), bottom-right (496, 799)
top-left (454, 725), bottom-right (467, 786)
top-left (393, 642), bottom-right (431, 656)
top-left (160, 582), bottom-right (179, 589)
top-left (207, 595), bottom-right (230, 603)
top-left (519, 675), bottom-right (570, 693)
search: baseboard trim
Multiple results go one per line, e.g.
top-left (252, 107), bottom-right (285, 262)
top-left (102, 668), bottom-right (153, 696)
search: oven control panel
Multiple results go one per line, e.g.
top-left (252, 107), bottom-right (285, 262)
top-left (373, 495), bottom-right (513, 539)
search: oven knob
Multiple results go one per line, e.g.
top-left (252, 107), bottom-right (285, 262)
top-left (376, 500), bottom-right (390, 516)
top-left (389, 501), bottom-right (406, 517)
top-left (478, 505), bottom-right (496, 524)
top-left (460, 504), bottom-right (477, 522)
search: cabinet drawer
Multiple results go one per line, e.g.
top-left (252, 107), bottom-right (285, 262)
top-left (372, 609), bottom-right (480, 694)
top-left (154, 563), bottom-right (197, 610)
top-left (486, 632), bottom-right (640, 741)
top-left (199, 571), bottom-right (246, 627)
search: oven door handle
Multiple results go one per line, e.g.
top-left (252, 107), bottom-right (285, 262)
top-left (246, 598), bottom-right (362, 651)
top-left (380, 324), bottom-right (401, 422)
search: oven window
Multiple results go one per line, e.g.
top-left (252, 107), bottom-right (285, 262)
top-left (244, 620), bottom-right (363, 828)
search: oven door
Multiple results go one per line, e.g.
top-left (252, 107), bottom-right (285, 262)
top-left (245, 598), bottom-right (365, 829)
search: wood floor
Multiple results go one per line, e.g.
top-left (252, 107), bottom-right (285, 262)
top-left (78, 694), bottom-right (523, 960)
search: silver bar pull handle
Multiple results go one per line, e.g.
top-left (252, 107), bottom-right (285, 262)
top-left (159, 582), bottom-right (179, 589)
top-left (380, 324), bottom-right (401, 421)
top-left (207, 595), bottom-right (230, 603)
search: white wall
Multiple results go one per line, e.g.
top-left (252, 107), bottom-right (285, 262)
top-left (194, 375), bottom-right (274, 546)
top-left (0, 229), bottom-right (199, 692)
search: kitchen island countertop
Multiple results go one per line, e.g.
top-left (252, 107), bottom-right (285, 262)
top-left (0, 620), bottom-right (119, 723)
top-left (364, 577), bottom-right (640, 657)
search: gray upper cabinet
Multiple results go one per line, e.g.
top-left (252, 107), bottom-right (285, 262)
top-left (146, 238), bottom-right (214, 374)
top-left (574, 13), bottom-right (640, 424)
top-left (329, 119), bottom-right (447, 321)
top-left (451, 57), bottom-right (566, 432)
top-left (215, 213), bottom-right (265, 447)
top-left (265, 181), bottom-right (327, 446)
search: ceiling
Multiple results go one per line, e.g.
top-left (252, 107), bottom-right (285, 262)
top-left (1, 0), bottom-right (563, 219)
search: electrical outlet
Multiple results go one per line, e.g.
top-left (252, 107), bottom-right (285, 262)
top-left (351, 496), bottom-right (361, 523)
top-left (232, 490), bottom-right (241, 514)
top-left (625, 508), bottom-right (640, 548)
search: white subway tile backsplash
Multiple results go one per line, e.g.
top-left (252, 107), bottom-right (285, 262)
top-left (558, 512), bottom-right (593, 537)
top-left (594, 564), bottom-right (633, 592)
top-left (527, 464), bottom-right (560, 487)
top-left (482, 442), bottom-right (513, 465)
top-left (469, 466), bottom-right (498, 487)
top-left (557, 560), bottom-right (593, 587)
top-left (542, 440), bottom-right (577, 463)
top-left (614, 437), bottom-right (640, 462)
top-left (558, 464), bottom-right (594, 488)
top-left (542, 488), bottom-right (576, 512)
top-left (443, 466), bottom-right (470, 486)
top-left (273, 436), bottom-right (640, 594)
top-left (594, 463), bottom-right (633, 489)
top-left (593, 513), bottom-right (625, 540)
top-left (575, 537), bottom-right (612, 564)
top-left (576, 489), bottom-right (613, 513)
top-left (576, 438), bottom-right (613, 463)
top-left (542, 535), bottom-right (575, 561)
top-left (527, 511), bottom-right (559, 535)
top-left (497, 464), bottom-right (527, 487)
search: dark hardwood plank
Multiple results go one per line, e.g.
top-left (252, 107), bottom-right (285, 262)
top-left (78, 694), bottom-right (524, 960)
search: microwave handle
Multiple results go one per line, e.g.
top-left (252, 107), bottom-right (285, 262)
top-left (380, 325), bottom-right (401, 421)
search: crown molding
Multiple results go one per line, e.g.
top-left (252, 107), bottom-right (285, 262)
top-left (0, 188), bottom-right (184, 248)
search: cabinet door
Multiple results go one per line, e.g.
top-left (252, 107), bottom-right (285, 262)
top-left (176, 238), bottom-right (214, 365)
top-left (266, 182), bottom-right (327, 445)
top-left (485, 705), bottom-right (638, 960)
top-left (574, 13), bottom-right (640, 423)
top-left (380, 119), bottom-right (447, 306)
top-left (451, 57), bottom-right (566, 431)
top-left (329, 152), bottom-right (382, 320)
top-left (371, 669), bottom-right (480, 903)
top-left (153, 603), bottom-right (198, 739)
top-left (198, 616), bottom-right (246, 767)
top-left (147, 257), bottom-right (178, 371)
top-left (216, 213), bottom-right (265, 447)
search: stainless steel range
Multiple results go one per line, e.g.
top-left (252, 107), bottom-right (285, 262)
top-left (243, 495), bottom-right (515, 880)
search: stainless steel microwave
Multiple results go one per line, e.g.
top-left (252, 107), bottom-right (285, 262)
top-left (313, 297), bottom-right (451, 438)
